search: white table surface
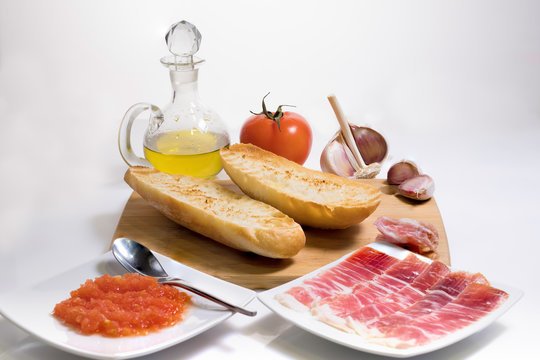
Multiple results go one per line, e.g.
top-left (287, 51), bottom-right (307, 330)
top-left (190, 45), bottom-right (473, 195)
top-left (1, 1), bottom-right (539, 359)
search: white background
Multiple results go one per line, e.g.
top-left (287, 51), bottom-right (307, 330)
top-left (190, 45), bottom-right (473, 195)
top-left (1, 0), bottom-right (539, 359)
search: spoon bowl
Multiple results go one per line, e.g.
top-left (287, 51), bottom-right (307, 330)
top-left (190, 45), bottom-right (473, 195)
top-left (112, 237), bottom-right (169, 278)
top-left (112, 237), bottom-right (256, 317)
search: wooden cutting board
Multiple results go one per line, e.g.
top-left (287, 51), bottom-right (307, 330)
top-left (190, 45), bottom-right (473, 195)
top-left (112, 179), bottom-right (450, 289)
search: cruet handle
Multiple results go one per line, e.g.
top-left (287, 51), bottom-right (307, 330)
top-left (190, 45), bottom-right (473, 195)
top-left (118, 103), bottom-right (163, 167)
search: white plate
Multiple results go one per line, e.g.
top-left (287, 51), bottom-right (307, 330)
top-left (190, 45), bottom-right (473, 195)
top-left (0, 251), bottom-right (256, 360)
top-left (257, 241), bottom-right (523, 358)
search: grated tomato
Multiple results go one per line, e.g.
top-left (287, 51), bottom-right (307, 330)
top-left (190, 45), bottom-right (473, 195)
top-left (53, 273), bottom-right (190, 337)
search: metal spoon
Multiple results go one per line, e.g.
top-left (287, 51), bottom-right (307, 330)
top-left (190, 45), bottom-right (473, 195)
top-left (112, 237), bottom-right (257, 317)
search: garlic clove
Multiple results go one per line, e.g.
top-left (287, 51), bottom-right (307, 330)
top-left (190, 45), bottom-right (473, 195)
top-left (387, 161), bottom-right (420, 185)
top-left (320, 133), bottom-right (356, 177)
top-left (350, 125), bottom-right (388, 164)
top-left (398, 175), bottom-right (435, 201)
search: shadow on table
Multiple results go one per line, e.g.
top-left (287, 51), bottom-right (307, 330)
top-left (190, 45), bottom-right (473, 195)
top-left (0, 318), bottom-right (234, 360)
top-left (262, 321), bottom-right (507, 360)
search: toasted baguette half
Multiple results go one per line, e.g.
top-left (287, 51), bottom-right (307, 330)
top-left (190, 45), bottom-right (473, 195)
top-left (124, 166), bottom-right (305, 258)
top-left (220, 143), bottom-right (381, 229)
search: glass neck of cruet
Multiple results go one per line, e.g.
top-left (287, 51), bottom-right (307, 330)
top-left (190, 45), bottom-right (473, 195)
top-left (169, 68), bottom-right (200, 104)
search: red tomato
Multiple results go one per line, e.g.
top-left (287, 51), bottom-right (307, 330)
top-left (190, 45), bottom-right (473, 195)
top-left (240, 95), bottom-right (313, 165)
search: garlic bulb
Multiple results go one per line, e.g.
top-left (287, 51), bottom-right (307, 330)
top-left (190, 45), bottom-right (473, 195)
top-left (320, 125), bottom-right (388, 179)
top-left (322, 95), bottom-right (388, 179)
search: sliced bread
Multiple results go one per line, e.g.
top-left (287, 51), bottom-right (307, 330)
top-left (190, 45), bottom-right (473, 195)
top-left (124, 166), bottom-right (305, 258)
top-left (220, 143), bottom-right (381, 229)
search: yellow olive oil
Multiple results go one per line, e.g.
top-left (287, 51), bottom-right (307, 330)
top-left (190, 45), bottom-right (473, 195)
top-left (143, 130), bottom-right (229, 178)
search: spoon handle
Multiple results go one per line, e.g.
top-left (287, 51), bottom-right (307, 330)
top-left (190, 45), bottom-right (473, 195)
top-left (163, 278), bottom-right (257, 317)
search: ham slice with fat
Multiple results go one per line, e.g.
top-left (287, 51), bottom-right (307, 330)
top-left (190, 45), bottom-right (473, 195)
top-left (275, 244), bottom-right (509, 348)
top-left (374, 216), bottom-right (439, 253)
top-left (276, 247), bottom-right (398, 311)
top-left (378, 283), bottom-right (509, 348)
top-left (312, 254), bottom-right (429, 331)
top-left (346, 260), bottom-right (450, 326)
top-left (367, 271), bottom-right (489, 336)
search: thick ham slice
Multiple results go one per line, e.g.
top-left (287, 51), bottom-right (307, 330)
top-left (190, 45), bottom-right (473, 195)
top-left (374, 216), bottom-right (439, 253)
top-left (276, 247), bottom-right (398, 311)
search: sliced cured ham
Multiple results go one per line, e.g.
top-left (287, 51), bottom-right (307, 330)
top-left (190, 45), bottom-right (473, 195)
top-left (274, 244), bottom-right (509, 349)
top-left (381, 283), bottom-right (509, 347)
top-left (347, 260), bottom-right (450, 325)
top-left (276, 246), bottom-right (399, 311)
top-left (374, 216), bottom-right (439, 253)
top-left (313, 254), bottom-right (429, 331)
top-left (368, 271), bottom-right (488, 335)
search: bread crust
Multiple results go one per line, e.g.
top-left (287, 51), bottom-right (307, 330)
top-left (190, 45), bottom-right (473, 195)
top-left (124, 167), bottom-right (305, 258)
top-left (220, 144), bottom-right (381, 229)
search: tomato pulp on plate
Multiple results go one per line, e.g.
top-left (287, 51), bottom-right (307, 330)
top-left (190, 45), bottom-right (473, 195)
top-left (53, 273), bottom-right (191, 337)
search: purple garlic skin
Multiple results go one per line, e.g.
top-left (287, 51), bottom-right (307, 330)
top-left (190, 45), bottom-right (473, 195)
top-left (398, 175), bottom-right (435, 201)
top-left (387, 161), bottom-right (420, 185)
top-left (350, 125), bottom-right (388, 164)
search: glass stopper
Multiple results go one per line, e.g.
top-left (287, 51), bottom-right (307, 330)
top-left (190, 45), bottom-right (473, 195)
top-left (165, 20), bottom-right (202, 58)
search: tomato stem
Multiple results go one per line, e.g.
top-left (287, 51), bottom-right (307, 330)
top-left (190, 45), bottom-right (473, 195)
top-left (250, 92), bottom-right (295, 131)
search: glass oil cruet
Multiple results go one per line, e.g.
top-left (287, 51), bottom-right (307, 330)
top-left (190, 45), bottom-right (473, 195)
top-left (118, 20), bottom-right (230, 179)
